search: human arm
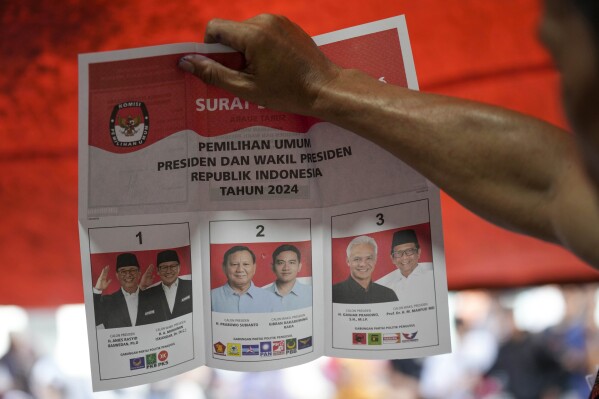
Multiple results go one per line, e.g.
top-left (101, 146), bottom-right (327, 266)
top-left (178, 15), bottom-right (599, 266)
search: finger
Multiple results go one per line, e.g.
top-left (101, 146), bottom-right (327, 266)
top-left (178, 55), bottom-right (253, 97)
top-left (204, 18), bottom-right (253, 52)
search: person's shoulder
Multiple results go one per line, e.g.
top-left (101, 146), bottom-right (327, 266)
top-left (262, 282), bottom-right (275, 291)
top-left (105, 288), bottom-right (124, 299)
top-left (253, 284), bottom-right (277, 298)
top-left (144, 284), bottom-right (162, 295)
top-left (373, 282), bottom-right (398, 298)
top-left (298, 283), bottom-right (313, 298)
top-left (211, 284), bottom-right (226, 294)
top-left (333, 278), bottom-right (349, 288)
top-left (373, 281), bottom-right (394, 290)
top-left (100, 289), bottom-right (126, 306)
top-left (178, 278), bottom-right (192, 288)
top-left (298, 280), bottom-right (312, 292)
top-left (376, 269), bottom-right (400, 285)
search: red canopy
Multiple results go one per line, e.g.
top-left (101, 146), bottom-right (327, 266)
top-left (1, 0), bottom-right (597, 307)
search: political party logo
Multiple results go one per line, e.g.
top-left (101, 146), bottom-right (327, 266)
top-left (273, 340), bottom-right (285, 356)
top-left (158, 350), bottom-right (169, 362)
top-left (145, 351), bottom-right (169, 369)
top-left (242, 344), bottom-right (259, 356)
top-left (227, 343), bottom-right (241, 357)
top-left (298, 336), bottom-right (313, 350)
top-left (286, 338), bottom-right (297, 354)
top-left (214, 341), bottom-right (226, 355)
top-left (109, 101), bottom-right (149, 147)
top-left (260, 341), bottom-right (272, 357)
top-left (129, 357), bottom-right (145, 370)
top-left (383, 333), bottom-right (402, 344)
top-left (368, 333), bottom-right (382, 345)
top-left (402, 331), bottom-right (419, 342)
top-left (352, 333), bottom-right (367, 345)
top-left (146, 353), bottom-right (157, 366)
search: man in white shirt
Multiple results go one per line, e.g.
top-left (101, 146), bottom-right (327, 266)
top-left (377, 230), bottom-right (435, 306)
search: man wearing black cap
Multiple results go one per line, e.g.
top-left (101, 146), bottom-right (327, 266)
top-left (93, 252), bottom-right (154, 329)
top-left (143, 249), bottom-right (192, 321)
top-left (377, 229), bottom-right (435, 306)
top-left (332, 235), bottom-right (398, 304)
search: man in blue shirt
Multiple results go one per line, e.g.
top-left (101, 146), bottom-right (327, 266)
top-left (211, 245), bottom-right (282, 313)
top-left (264, 244), bottom-right (313, 311)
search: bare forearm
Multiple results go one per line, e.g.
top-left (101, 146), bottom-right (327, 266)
top-left (313, 69), bottom-right (576, 241)
top-left (180, 15), bottom-right (597, 258)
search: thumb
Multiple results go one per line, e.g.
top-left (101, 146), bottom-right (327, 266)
top-left (178, 54), bottom-right (251, 96)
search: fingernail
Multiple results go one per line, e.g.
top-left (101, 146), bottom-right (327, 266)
top-left (179, 54), bottom-right (215, 73)
top-left (178, 56), bottom-right (195, 73)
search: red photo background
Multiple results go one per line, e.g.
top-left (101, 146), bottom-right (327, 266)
top-left (90, 246), bottom-right (191, 295)
top-left (210, 241), bottom-right (312, 289)
top-left (331, 223), bottom-right (431, 284)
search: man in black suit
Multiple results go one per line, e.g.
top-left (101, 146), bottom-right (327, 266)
top-left (143, 250), bottom-right (192, 321)
top-left (93, 253), bottom-right (156, 329)
top-left (332, 235), bottom-right (398, 304)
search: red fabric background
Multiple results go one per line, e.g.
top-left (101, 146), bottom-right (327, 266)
top-left (2, 0), bottom-right (598, 306)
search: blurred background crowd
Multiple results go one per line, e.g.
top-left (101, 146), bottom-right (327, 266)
top-left (2, 284), bottom-right (598, 399)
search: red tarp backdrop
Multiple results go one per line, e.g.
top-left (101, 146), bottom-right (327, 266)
top-left (1, 0), bottom-right (597, 307)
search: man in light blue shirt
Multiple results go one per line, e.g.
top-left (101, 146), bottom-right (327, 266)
top-left (264, 244), bottom-right (312, 311)
top-left (211, 245), bottom-right (282, 313)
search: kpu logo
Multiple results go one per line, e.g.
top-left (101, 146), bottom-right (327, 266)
top-left (109, 101), bottom-right (149, 147)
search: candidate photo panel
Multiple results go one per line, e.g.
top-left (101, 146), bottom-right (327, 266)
top-left (330, 201), bottom-right (445, 352)
top-left (330, 200), bottom-right (433, 306)
top-left (87, 222), bottom-right (195, 381)
top-left (90, 246), bottom-right (193, 329)
top-left (209, 218), bottom-right (313, 314)
top-left (331, 223), bottom-right (434, 306)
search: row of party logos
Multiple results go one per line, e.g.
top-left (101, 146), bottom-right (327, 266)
top-left (129, 350), bottom-right (170, 371)
top-left (213, 337), bottom-right (313, 357)
top-left (352, 331), bottom-right (419, 345)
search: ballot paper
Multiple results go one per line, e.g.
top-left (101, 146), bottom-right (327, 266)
top-left (78, 15), bottom-right (451, 391)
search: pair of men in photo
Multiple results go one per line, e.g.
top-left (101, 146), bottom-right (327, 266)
top-left (211, 244), bottom-right (312, 313)
top-left (333, 229), bottom-right (434, 305)
top-left (93, 250), bottom-right (192, 329)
